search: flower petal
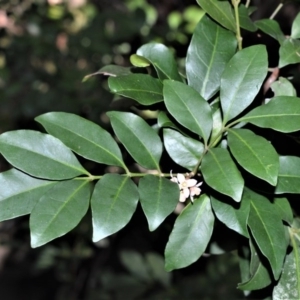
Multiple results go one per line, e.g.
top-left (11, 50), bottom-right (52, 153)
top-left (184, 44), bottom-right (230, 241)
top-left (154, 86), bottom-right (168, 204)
top-left (177, 173), bottom-right (186, 183)
top-left (186, 179), bottom-right (198, 187)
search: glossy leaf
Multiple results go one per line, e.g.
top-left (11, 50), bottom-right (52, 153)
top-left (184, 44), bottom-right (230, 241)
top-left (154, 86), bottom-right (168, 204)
top-left (139, 175), bottom-right (179, 231)
top-left (136, 43), bottom-right (182, 81)
top-left (279, 38), bottom-right (300, 68)
top-left (163, 80), bottom-right (212, 143)
top-left (165, 195), bottom-right (215, 271)
top-left (275, 156), bottom-right (300, 194)
top-left (163, 129), bottom-right (204, 171)
top-left (92, 174), bottom-right (139, 242)
top-left (201, 148), bottom-right (244, 202)
top-left (228, 129), bottom-right (279, 186)
top-left (220, 45), bottom-right (268, 124)
top-left (210, 107), bottom-right (223, 145)
top-left (0, 169), bottom-right (57, 222)
top-left (247, 190), bottom-right (287, 280)
top-left (239, 96), bottom-right (300, 133)
top-left (255, 19), bottom-right (285, 44)
top-left (0, 130), bottom-right (88, 180)
top-left (36, 112), bottom-right (125, 168)
top-left (271, 77), bottom-right (296, 96)
top-left (238, 238), bottom-right (272, 290)
top-left (82, 65), bottom-right (132, 81)
top-left (273, 232), bottom-right (300, 300)
top-left (186, 15), bottom-right (237, 100)
top-left (107, 111), bottom-right (162, 170)
top-left (291, 12), bottom-right (300, 39)
top-left (196, 0), bottom-right (236, 32)
top-left (274, 197), bottom-right (293, 225)
top-left (108, 74), bottom-right (163, 105)
top-left (211, 193), bottom-right (250, 237)
top-left (30, 180), bottom-right (91, 248)
top-left (238, 4), bottom-right (257, 32)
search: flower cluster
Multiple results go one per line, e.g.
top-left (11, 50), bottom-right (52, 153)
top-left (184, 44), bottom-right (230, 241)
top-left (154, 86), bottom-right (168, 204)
top-left (170, 172), bottom-right (202, 203)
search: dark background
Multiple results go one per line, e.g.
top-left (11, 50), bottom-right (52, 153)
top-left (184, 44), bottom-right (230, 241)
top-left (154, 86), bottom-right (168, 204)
top-left (0, 1), bottom-right (299, 299)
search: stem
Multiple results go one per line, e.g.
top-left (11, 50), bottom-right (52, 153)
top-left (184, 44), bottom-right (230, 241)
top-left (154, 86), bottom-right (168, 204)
top-left (232, 0), bottom-right (242, 50)
top-left (245, 0), bottom-right (251, 8)
top-left (270, 3), bottom-right (284, 20)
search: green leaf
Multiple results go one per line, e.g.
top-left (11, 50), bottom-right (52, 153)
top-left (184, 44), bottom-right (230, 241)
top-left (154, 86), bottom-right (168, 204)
top-left (239, 96), bottom-right (300, 133)
top-left (107, 111), bottom-right (162, 170)
top-left (165, 195), bottom-right (215, 271)
top-left (275, 156), bottom-right (300, 194)
top-left (30, 180), bottom-right (91, 248)
top-left (271, 77), bottom-right (296, 96)
top-left (92, 174), bottom-right (139, 242)
top-left (0, 130), bottom-right (88, 180)
top-left (201, 148), bottom-right (244, 202)
top-left (255, 19), bottom-right (285, 44)
top-left (238, 238), bottom-right (272, 290)
top-left (163, 129), bottom-right (204, 171)
top-left (279, 38), bottom-right (300, 68)
top-left (291, 12), bottom-right (300, 39)
top-left (211, 193), bottom-right (250, 237)
top-left (82, 65), bottom-right (132, 81)
top-left (238, 4), bottom-right (257, 32)
top-left (273, 233), bottom-right (300, 300)
top-left (228, 129), bottom-right (279, 186)
top-left (136, 43), bottom-right (182, 81)
top-left (108, 74), bottom-right (163, 105)
top-left (274, 197), bottom-right (293, 224)
top-left (196, 0), bottom-right (236, 32)
top-left (35, 112), bottom-right (125, 168)
top-left (139, 175), bottom-right (179, 231)
top-left (220, 45), bottom-right (268, 123)
top-left (247, 189), bottom-right (287, 280)
top-left (157, 111), bottom-right (184, 134)
top-left (186, 15), bottom-right (237, 100)
top-left (0, 169), bottom-right (57, 222)
top-left (130, 54), bottom-right (151, 67)
top-left (163, 80), bottom-right (213, 143)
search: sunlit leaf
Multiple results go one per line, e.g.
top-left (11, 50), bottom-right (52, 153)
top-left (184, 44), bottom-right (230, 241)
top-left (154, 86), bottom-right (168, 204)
top-left (196, 0), bottom-right (236, 32)
top-left (165, 195), bottom-right (214, 271)
top-left (0, 130), bottom-right (88, 180)
top-left (276, 156), bottom-right (300, 194)
top-left (130, 54), bottom-right (151, 67)
top-left (82, 65), bottom-right (132, 81)
top-left (108, 74), bottom-right (163, 105)
top-left (163, 129), bottom-right (204, 171)
top-left (186, 15), bottom-right (237, 100)
top-left (247, 189), bottom-right (288, 280)
top-left (36, 112), bottom-right (125, 168)
top-left (163, 80), bottom-right (212, 143)
top-left (279, 38), bottom-right (300, 68)
top-left (137, 43), bottom-right (182, 81)
top-left (228, 129), bottom-right (279, 186)
top-left (0, 169), bottom-right (57, 222)
top-left (220, 45), bottom-right (268, 123)
top-left (30, 180), bottom-right (91, 247)
top-left (239, 96), bottom-right (300, 132)
top-left (201, 148), bottom-right (244, 202)
top-left (108, 111), bottom-right (163, 170)
top-left (139, 175), bottom-right (179, 231)
top-left (92, 174), bottom-right (139, 242)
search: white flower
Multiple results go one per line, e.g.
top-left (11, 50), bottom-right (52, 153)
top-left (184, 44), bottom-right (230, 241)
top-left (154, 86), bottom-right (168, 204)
top-left (170, 172), bottom-right (202, 203)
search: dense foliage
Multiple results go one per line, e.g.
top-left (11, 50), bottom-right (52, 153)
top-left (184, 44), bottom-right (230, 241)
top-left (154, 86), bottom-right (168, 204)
top-left (1, 0), bottom-right (300, 299)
